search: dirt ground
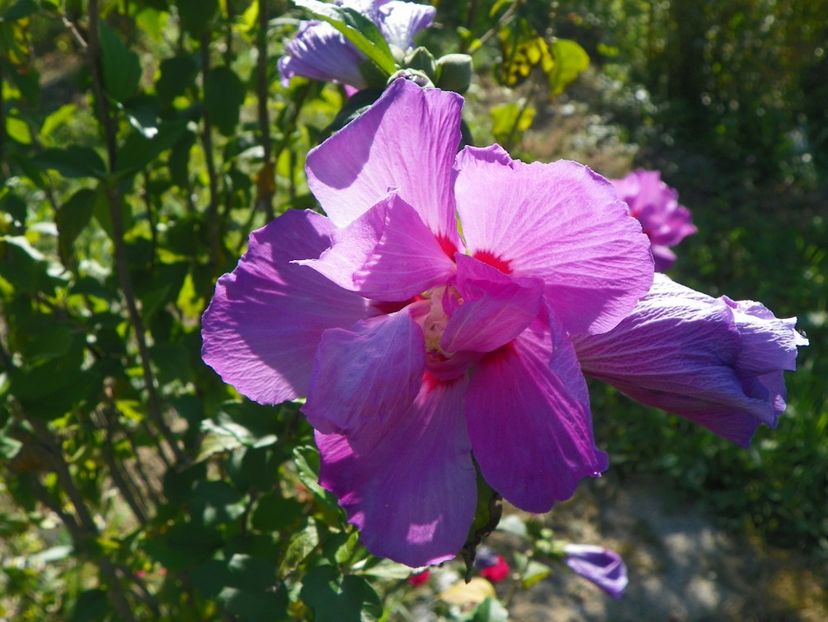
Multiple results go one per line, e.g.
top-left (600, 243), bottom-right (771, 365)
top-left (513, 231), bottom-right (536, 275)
top-left (503, 474), bottom-right (828, 622)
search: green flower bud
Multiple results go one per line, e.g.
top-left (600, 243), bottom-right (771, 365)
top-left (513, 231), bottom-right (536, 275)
top-left (403, 46), bottom-right (437, 81)
top-left (436, 54), bottom-right (473, 93)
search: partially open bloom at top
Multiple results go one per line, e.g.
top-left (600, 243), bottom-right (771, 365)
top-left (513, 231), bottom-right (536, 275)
top-left (563, 544), bottom-right (628, 598)
top-left (612, 170), bottom-right (696, 271)
top-left (201, 78), bottom-right (654, 567)
top-left (573, 274), bottom-right (808, 447)
top-left (279, 0), bottom-right (435, 88)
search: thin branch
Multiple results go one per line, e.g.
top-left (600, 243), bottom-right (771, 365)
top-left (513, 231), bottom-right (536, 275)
top-left (224, 0), bottom-right (235, 66)
top-left (91, 409), bottom-right (149, 524)
top-left (84, 1), bottom-right (183, 463)
top-left (468, 0), bottom-right (523, 57)
top-left (199, 32), bottom-right (222, 268)
top-left (0, 60), bottom-right (7, 180)
top-left (256, 0), bottom-right (275, 221)
top-left (27, 423), bottom-right (138, 622)
top-left (143, 172), bottom-right (158, 269)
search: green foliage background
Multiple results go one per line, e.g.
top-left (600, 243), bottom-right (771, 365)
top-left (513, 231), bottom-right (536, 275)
top-left (0, 0), bottom-right (825, 620)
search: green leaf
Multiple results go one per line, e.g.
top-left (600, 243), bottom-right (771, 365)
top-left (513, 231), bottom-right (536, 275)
top-left (0, 433), bottom-right (22, 461)
top-left (300, 565), bottom-right (382, 622)
top-left (547, 38), bottom-right (589, 96)
top-left (92, 182), bottom-right (133, 240)
top-left (156, 54), bottom-right (198, 106)
top-left (0, 236), bottom-right (57, 294)
top-left (278, 520), bottom-right (319, 576)
top-left (293, 445), bottom-right (335, 504)
top-left (39, 103), bottom-right (77, 145)
top-left (218, 585), bottom-right (286, 622)
top-left (6, 115), bottom-right (31, 144)
top-left (98, 22), bottom-right (142, 102)
top-left (294, 0), bottom-right (396, 78)
top-left (496, 514), bottom-right (528, 538)
top-left (32, 146), bottom-right (106, 178)
top-left (497, 18), bottom-right (553, 87)
top-left (490, 101), bottom-right (536, 147)
top-left (191, 554), bottom-right (278, 601)
top-left (176, 0), bottom-right (218, 36)
top-left (69, 588), bottom-right (109, 622)
top-left (1, 0), bottom-right (38, 21)
top-left (204, 66), bottom-right (246, 136)
top-left (143, 521), bottom-right (222, 572)
top-left (251, 491), bottom-right (303, 531)
top-left (116, 119), bottom-right (188, 174)
top-left (521, 560), bottom-right (552, 589)
top-left (0, 191), bottom-right (26, 223)
top-left (56, 188), bottom-right (95, 262)
top-left (471, 597), bottom-right (509, 622)
top-left (189, 480), bottom-right (246, 526)
top-left (123, 94), bottom-right (161, 138)
top-left (9, 339), bottom-right (101, 419)
top-left (354, 558), bottom-right (414, 580)
top-left (11, 313), bottom-right (74, 365)
top-left (168, 130), bottom-right (196, 188)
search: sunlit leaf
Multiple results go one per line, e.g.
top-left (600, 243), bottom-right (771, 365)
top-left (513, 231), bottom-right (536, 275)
top-left (496, 18), bottom-right (553, 87)
top-left (279, 520), bottom-right (319, 576)
top-left (547, 38), bottom-right (590, 95)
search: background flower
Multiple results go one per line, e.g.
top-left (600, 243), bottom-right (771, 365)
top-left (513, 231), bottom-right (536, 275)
top-left (279, 0), bottom-right (435, 88)
top-left (612, 169), bottom-right (697, 271)
top-left (563, 544), bottom-right (628, 598)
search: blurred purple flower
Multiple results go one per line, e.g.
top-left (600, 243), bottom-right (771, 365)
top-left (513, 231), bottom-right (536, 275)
top-left (612, 169), bottom-right (696, 271)
top-left (563, 544), bottom-right (628, 598)
top-left (201, 78), bottom-right (655, 567)
top-left (279, 0), bottom-right (436, 88)
top-left (573, 274), bottom-right (808, 446)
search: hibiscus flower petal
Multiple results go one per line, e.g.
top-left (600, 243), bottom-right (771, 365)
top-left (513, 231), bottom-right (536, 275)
top-left (201, 210), bottom-right (369, 404)
top-left (454, 146), bottom-right (653, 335)
top-left (306, 78), bottom-right (463, 241)
top-left (573, 274), bottom-right (807, 446)
top-left (297, 192), bottom-right (456, 301)
top-left (303, 308), bottom-right (425, 437)
top-left (316, 379), bottom-right (476, 567)
top-left (278, 21), bottom-right (367, 88)
top-left (464, 312), bottom-right (608, 513)
top-left (441, 254), bottom-right (543, 354)
top-left (563, 544), bottom-right (628, 599)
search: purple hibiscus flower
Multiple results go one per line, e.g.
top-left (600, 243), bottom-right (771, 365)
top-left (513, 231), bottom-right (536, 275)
top-left (279, 0), bottom-right (435, 89)
top-left (612, 169), bottom-right (696, 271)
top-left (573, 274), bottom-right (808, 447)
top-left (201, 78), bottom-right (655, 567)
top-left (563, 544), bottom-right (628, 598)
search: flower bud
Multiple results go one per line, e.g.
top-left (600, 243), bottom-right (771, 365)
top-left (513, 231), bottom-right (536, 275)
top-left (436, 54), bottom-right (473, 93)
top-left (404, 46), bottom-right (437, 81)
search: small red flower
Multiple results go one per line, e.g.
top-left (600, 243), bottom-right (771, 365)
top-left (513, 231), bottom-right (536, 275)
top-left (407, 570), bottom-right (430, 586)
top-left (480, 555), bottom-right (510, 583)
